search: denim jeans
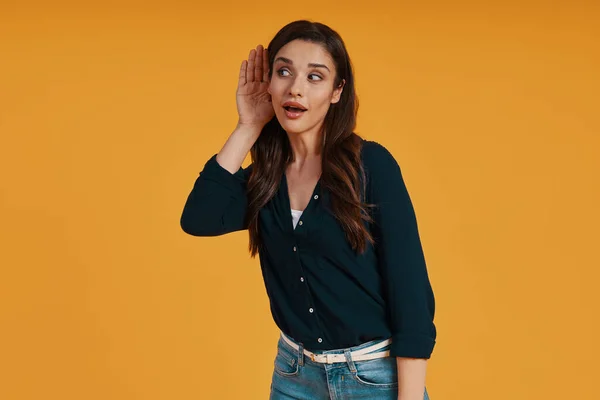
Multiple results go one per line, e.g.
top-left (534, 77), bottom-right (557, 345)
top-left (270, 333), bottom-right (430, 399)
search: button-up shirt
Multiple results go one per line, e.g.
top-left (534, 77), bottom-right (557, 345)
top-left (180, 138), bottom-right (436, 358)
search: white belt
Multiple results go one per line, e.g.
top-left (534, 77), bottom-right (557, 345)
top-left (280, 332), bottom-right (392, 364)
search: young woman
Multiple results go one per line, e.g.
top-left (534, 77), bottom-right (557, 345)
top-left (181, 20), bottom-right (435, 400)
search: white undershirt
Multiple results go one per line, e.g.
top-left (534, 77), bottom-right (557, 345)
top-left (291, 209), bottom-right (303, 229)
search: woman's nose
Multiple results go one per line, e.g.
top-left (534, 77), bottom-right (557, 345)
top-left (289, 78), bottom-right (304, 97)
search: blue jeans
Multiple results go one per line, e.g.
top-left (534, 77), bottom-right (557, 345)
top-left (270, 334), bottom-right (430, 399)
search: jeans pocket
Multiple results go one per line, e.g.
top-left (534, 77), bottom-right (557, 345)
top-left (273, 342), bottom-right (300, 377)
top-left (351, 357), bottom-right (398, 388)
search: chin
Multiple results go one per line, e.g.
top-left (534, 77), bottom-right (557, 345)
top-left (282, 124), bottom-right (311, 135)
top-left (275, 116), bottom-right (307, 134)
top-left (280, 124), bottom-right (303, 134)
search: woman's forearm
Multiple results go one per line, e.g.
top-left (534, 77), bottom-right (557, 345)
top-left (397, 357), bottom-right (428, 400)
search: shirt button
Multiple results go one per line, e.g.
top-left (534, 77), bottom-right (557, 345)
top-left (298, 220), bottom-right (303, 226)
top-left (309, 308), bottom-right (314, 313)
top-left (293, 246), bottom-right (297, 252)
top-left (314, 195), bottom-right (319, 200)
top-left (300, 277), bottom-right (304, 282)
top-left (317, 338), bottom-right (323, 343)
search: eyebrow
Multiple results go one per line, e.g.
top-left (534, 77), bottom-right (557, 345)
top-left (274, 56), bottom-right (330, 72)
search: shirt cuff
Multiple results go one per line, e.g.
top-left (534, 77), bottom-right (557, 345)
top-left (200, 153), bottom-right (248, 194)
top-left (389, 333), bottom-right (436, 359)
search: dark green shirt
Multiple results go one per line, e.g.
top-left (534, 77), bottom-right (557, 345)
top-left (180, 138), bottom-right (436, 358)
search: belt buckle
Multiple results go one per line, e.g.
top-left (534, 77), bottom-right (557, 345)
top-left (310, 353), bottom-right (316, 362)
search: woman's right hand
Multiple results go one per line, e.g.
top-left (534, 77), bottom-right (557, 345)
top-left (236, 44), bottom-right (275, 130)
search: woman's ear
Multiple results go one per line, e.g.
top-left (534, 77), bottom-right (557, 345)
top-left (331, 79), bottom-right (345, 104)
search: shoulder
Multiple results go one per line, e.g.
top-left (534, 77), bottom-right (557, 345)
top-left (360, 138), bottom-right (401, 174)
top-left (358, 139), bottom-right (411, 204)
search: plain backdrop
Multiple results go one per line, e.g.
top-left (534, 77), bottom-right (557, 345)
top-left (1, 1), bottom-right (598, 399)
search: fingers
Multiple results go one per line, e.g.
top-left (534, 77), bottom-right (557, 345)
top-left (241, 45), bottom-right (267, 85)
top-left (247, 48), bottom-right (256, 82)
top-left (262, 47), bottom-right (269, 82)
top-left (256, 45), bottom-right (263, 83)
top-left (238, 60), bottom-right (247, 88)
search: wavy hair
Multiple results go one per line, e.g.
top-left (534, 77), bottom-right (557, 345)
top-left (246, 20), bottom-right (376, 257)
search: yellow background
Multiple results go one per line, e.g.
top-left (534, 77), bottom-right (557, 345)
top-left (1, 1), bottom-right (598, 399)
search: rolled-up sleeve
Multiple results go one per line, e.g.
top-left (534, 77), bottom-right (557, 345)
top-left (367, 142), bottom-right (436, 359)
top-left (180, 153), bottom-right (253, 236)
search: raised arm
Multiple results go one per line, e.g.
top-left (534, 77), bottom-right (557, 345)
top-left (180, 44), bottom-right (274, 236)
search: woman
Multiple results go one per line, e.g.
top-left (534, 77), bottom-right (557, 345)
top-left (181, 20), bottom-right (435, 400)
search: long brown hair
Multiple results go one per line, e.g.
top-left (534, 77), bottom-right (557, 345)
top-left (246, 20), bottom-right (376, 257)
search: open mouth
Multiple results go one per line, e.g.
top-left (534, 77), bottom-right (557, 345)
top-left (283, 106), bottom-right (307, 113)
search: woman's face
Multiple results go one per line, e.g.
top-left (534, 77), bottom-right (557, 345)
top-left (268, 39), bottom-right (344, 135)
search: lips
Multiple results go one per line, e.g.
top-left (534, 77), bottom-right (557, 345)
top-left (282, 101), bottom-right (308, 113)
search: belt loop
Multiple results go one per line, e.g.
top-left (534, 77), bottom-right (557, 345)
top-left (298, 341), bottom-right (305, 366)
top-left (343, 349), bottom-right (356, 373)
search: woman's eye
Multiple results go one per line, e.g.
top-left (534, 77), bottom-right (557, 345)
top-left (277, 69), bottom-right (322, 81)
